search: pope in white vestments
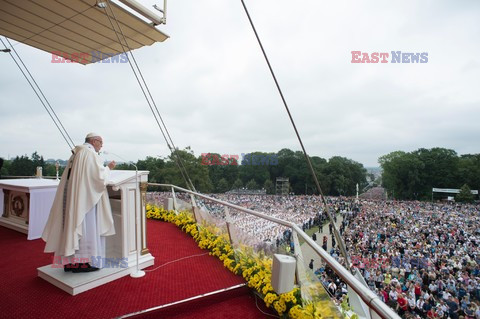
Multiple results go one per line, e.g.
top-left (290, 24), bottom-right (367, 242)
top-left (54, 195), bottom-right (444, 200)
top-left (42, 133), bottom-right (116, 272)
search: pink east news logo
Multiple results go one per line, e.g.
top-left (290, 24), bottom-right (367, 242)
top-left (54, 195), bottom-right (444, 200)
top-left (200, 153), bottom-right (279, 166)
top-left (51, 50), bottom-right (128, 63)
top-left (351, 51), bottom-right (428, 63)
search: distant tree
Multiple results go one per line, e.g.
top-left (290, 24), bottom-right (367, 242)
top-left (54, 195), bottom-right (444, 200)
top-left (9, 155), bottom-right (35, 176)
top-left (115, 162), bottom-right (137, 170)
top-left (379, 148), bottom-right (477, 200)
top-left (245, 179), bottom-right (258, 190)
top-left (0, 158), bottom-right (6, 177)
top-left (232, 178), bottom-right (243, 190)
top-left (263, 179), bottom-right (274, 194)
top-left (379, 151), bottom-right (424, 199)
top-left (272, 149), bottom-right (307, 195)
top-left (43, 162), bottom-right (64, 177)
top-left (136, 156), bottom-right (165, 184)
top-left (1, 154), bottom-right (61, 177)
top-left (457, 154), bottom-right (480, 191)
top-left (324, 156), bottom-right (367, 196)
top-left (413, 148), bottom-right (459, 195)
top-left (162, 147), bottom-right (212, 193)
top-left (204, 153), bottom-right (223, 190)
top-left (239, 152), bottom-right (272, 186)
top-left (456, 184), bottom-right (474, 203)
top-left (204, 153), bottom-right (239, 192)
top-left (216, 178), bottom-right (229, 193)
top-left (31, 151), bottom-right (45, 170)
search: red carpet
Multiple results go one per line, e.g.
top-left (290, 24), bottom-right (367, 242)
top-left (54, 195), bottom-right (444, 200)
top-left (0, 220), bottom-right (277, 318)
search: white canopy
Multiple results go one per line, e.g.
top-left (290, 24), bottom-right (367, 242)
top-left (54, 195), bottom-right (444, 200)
top-left (0, 0), bottom-right (169, 64)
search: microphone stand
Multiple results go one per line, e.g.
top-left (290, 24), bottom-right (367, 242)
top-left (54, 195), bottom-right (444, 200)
top-left (103, 151), bottom-right (145, 278)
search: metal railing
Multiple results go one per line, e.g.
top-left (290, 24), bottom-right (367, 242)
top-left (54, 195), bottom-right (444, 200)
top-left (148, 183), bottom-right (401, 319)
top-left (0, 175), bottom-right (58, 179)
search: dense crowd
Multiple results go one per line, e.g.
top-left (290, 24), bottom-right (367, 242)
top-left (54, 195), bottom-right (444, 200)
top-left (146, 191), bottom-right (480, 318)
top-left (201, 193), bottom-right (324, 243)
top-left (319, 201), bottom-right (480, 319)
top-left (325, 200), bottom-right (480, 319)
top-left (147, 191), bottom-right (335, 243)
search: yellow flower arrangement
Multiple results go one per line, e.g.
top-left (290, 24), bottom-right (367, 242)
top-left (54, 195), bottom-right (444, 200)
top-left (274, 299), bottom-right (287, 315)
top-left (146, 204), bottom-right (344, 319)
top-left (289, 305), bottom-right (304, 319)
top-left (264, 292), bottom-right (279, 308)
top-left (301, 299), bottom-right (340, 318)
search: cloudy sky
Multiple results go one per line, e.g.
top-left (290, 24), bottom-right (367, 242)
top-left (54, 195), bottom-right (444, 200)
top-left (1, 0), bottom-right (479, 167)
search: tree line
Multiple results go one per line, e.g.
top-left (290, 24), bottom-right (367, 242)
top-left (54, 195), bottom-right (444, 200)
top-left (379, 147), bottom-right (480, 201)
top-left (3, 147), bottom-right (477, 200)
top-left (0, 152), bottom-right (65, 178)
top-left (0, 148), bottom-right (368, 196)
top-left (117, 147), bottom-right (368, 195)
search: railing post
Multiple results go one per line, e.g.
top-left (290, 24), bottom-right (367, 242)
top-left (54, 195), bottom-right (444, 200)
top-left (189, 193), bottom-right (197, 208)
top-left (140, 182), bottom-right (150, 255)
top-left (224, 206), bottom-right (234, 246)
top-left (189, 193), bottom-right (198, 224)
top-left (292, 230), bottom-right (303, 287)
top-left (171, 186), bottom-right (178, 214)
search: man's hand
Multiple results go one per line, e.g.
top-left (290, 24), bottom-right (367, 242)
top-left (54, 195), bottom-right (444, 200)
top-left (108, 160), bottom-right (116, 170)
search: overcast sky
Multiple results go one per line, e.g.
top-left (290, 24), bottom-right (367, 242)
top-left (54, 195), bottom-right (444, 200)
top-left (1, 0), bottom-right (479, 167)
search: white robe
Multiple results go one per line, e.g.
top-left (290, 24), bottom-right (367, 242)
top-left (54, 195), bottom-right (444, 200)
top-left (42, 144), bottom-right (115, 261)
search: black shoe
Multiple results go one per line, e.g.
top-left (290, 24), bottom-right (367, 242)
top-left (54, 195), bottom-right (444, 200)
top-left (71, 263), bottom-right (100, 273)
top-left (64, 263), bottom-right (75, 272)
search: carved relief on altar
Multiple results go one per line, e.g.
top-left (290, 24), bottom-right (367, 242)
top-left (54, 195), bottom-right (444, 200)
top-left (4, 191), bottom-right (30, 224)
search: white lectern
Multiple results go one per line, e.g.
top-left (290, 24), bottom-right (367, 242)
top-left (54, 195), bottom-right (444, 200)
top-left (37, 170), bottom-right (154, 295)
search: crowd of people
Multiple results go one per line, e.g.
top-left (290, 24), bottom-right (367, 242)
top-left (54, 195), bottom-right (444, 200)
top-left (199, 193), bottom-right (329, 243)
top-left (333, 200), bottom-right (480, 319)
top-left (147, 191), bottom-right (336, 243)
top-left (146, 191), bottom-right (480, 318)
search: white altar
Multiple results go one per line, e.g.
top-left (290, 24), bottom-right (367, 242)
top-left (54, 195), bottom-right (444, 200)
top-left (0, 178), bottom-right (59, 240)
top-left (37, 170), bottom-right (154, 295)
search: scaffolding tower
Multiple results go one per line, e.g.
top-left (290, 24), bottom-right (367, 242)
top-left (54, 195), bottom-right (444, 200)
top-left (276, 177), bottom-right (289, 195)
